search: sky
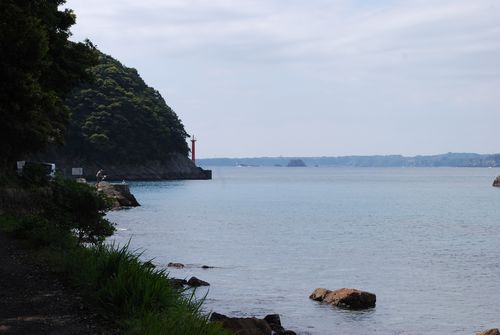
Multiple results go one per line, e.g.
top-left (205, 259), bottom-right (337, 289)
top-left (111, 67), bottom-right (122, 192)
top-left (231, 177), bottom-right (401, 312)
top-left (66, 0), bottom-right (500, 158)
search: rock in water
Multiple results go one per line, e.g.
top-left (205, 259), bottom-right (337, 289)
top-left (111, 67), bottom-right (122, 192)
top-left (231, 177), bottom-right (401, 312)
top-left (477, 329), bottom-right (500, 335)
top-left (309, 287), bottom-right (376, 309)
top-left (210, 313), bottom-right (272, 335)
top-left (169, 278), bottom-right (188, 288)
top-left (493, 176), bottom-right (500, 187)
top-left (263, 314), bottom-right (284, 332)
top-left (187, 276), bottom-right (210, 287)
top-left (210, 312), bottom-right (296, 335)
top-left (167, 262), bottom-right (184, 268)
top-left (96, 182), bottom-right (140, 208)
top-left (309, 288), bottom-right (330, 301)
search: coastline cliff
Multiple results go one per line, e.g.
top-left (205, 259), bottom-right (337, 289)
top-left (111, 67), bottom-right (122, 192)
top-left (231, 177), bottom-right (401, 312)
top-left (38, 52), bottom-right (212, 180)
top-left (47, 153), bottom-right (211, 181)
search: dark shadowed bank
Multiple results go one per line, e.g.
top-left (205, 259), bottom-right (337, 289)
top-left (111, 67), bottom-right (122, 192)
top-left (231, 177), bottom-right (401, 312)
top-left (0, 175), bottom-right (226, 335)
top-left (0, 233), bottom-right (117, 335)
top-left (46, 153), bottom-right (212, 181)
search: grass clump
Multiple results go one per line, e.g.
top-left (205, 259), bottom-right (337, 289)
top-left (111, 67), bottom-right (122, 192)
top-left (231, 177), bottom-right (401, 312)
top-left (59, 243), bottom-right (227, 335)
top-left (0, 175), bottom-right (228, 335)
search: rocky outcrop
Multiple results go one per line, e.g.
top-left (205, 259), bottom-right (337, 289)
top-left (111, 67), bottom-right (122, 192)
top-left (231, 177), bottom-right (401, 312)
top-left (210, 313), bottom-right (296, 335)
top-left (169, 278), bottom-right (188, 288)
top-left (309, 287), bottom-right (376, 309)
top-left (47, 153), bottom-right (211, 181)
top-left (187, 276), bottom-right (209, 287)
top-left (97, 182), bottom-right (140, 208)
top-left (477, 329), bottom-right (500, 335)
top-left (493, 176), bottom-right (500, 187)
top-left (167, 262), bottom-right (184, 268)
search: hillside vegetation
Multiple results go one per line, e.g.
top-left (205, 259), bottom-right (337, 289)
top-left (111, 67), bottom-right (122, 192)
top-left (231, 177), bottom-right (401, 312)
top-left (59, 53), bottom-right (190, 163)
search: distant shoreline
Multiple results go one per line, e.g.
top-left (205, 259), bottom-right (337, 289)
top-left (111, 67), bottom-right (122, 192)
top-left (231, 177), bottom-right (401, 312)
top-left (197, 152), bottom-right (500, 168)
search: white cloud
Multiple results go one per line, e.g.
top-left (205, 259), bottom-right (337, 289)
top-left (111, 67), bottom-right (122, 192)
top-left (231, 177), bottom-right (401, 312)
top-left (65, 0), bottom-right (500, 156)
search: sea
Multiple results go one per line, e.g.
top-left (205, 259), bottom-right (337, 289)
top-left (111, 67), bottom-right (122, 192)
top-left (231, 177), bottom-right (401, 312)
top-left (106, 167), bottom-right (500, 335)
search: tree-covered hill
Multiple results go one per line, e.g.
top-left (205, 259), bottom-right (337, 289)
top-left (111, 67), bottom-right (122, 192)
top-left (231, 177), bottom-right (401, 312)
top-left (59, 52), bottom-right (190, 163)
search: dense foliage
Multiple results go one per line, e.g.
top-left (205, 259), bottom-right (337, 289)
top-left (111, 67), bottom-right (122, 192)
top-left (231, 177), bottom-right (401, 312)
top-left (60, 53), bottom-right (190, 163)
top-left (2, 170), bottom-right (114, 245)
top-left (0, 0), bottom-right (98, 174)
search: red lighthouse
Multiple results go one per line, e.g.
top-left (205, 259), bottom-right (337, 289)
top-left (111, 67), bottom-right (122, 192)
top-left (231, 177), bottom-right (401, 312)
top-left (191, 135), bottom-right (196, 163)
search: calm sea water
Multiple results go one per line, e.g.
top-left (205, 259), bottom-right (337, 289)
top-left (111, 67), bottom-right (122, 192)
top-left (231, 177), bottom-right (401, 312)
top-left (107, 167), bottom-right (500, 334)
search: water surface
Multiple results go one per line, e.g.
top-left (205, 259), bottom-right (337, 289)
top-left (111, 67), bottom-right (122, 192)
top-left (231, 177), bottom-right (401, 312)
top-left (107, 167), bottom-right (500, 334)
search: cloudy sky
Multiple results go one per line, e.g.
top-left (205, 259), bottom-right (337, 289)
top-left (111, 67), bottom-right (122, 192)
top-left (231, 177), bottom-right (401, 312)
top-left (66, 0), bottom-right (500, 158)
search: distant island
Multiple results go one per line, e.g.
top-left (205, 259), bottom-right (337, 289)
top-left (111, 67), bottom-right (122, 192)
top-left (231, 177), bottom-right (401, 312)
top-left (287, 159), bottom-right (307, 167)
top-left (198, 153), bottom-right (500, 168)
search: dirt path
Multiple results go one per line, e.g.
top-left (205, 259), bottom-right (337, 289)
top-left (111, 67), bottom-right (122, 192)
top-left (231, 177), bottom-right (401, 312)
top-left (0, 234), bottom-right (116, 335)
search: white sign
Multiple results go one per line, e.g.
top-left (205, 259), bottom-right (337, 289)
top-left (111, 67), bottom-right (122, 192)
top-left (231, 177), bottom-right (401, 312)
top-left (16, 161), bottom-right (26, 170)
top-left (72, 167), bottom-right (83, 176)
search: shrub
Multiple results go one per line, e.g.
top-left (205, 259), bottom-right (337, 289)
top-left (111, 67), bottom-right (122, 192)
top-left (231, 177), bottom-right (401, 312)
top-left (21, 163), bottom-right (51, 187)
top-left (44, 177), bottom-right (115, 244)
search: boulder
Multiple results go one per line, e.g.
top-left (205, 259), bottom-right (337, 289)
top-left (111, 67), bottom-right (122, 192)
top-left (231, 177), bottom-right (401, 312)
top-left (169, 278), bottom-right (187, 288)
top-left (187, 276), bottom-right (210, 287)
top-left (309, 288), bottom-right (330, 301)
top-left (263, 314), bottom-right (284, 332)
top-left (96, 182), bottom-right (140, 208)
top-left (210, 313), bottom-right (272, 335)
top-left (310, 287), bottom-right (376, 309)
top-left (493, 176), bottom-right (500, 187)
top-left (210, 312), bottom-right (296, 335)
top-left (167, 262), bottom-right (185, 268)
top-left (477, 329), bottom-right (500, 335)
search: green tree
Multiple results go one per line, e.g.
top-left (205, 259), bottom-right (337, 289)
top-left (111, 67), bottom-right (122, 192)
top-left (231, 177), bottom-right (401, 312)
top-left (0, 0), bottom-right (98, 175)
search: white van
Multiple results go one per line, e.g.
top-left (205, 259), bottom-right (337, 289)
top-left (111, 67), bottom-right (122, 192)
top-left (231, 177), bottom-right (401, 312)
top-left (18, 161), bottom-right (56, 178)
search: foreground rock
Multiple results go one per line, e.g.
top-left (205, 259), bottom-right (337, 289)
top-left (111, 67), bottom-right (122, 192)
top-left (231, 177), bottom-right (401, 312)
top-left (477, 329), bottom-right (500, 335)
top-left (493, 176), bottom-right (500, 187)
top-left (310, 287), bottom-right (376, 309)
top-left (210, 312), bottom-right (296, 335)
top-left (97, 182), bottom-right (140, 208)
top-left (187, 276), bottom-right (210, 287)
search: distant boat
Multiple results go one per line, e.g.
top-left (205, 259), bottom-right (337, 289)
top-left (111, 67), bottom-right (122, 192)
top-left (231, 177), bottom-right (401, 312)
top-left (287, 159), bottom-right (307, 167)
top-left (236, 163), bottom-right (259, 167)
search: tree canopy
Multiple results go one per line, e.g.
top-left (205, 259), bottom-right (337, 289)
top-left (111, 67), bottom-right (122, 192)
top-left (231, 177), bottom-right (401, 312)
top-left (60, 53), bottom-right (190, 163)
top-left (0, 0), bottom-right (98, 173)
